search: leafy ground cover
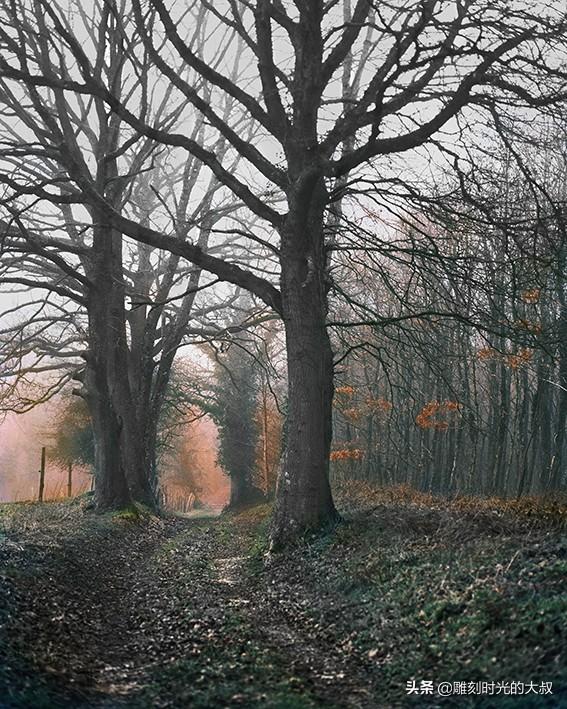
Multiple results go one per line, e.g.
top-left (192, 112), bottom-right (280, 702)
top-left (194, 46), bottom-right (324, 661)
top-left (0, 484), bottom-right (565, 708)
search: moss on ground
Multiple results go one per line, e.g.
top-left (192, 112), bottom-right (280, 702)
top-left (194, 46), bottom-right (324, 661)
top-left (0, 485), bottom-right (565, 707)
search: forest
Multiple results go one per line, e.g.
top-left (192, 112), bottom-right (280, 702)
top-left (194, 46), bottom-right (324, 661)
top-left (0, 1), bottom-right (566, 707)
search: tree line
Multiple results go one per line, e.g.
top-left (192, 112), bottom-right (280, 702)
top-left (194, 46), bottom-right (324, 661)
top-left (0, 0), bottom-right (566, 547)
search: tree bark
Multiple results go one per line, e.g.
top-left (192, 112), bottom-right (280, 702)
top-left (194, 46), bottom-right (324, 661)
top-left (86, 221), bottom-right (156, 511)
top-left (67, 461), bottom-right (73, 498)
top-left (85, 360), bottom-right (131, 510)
top-left (270, 179), bottom-right (340, 547)
top-left (548, 253), bottom-right (567, 490)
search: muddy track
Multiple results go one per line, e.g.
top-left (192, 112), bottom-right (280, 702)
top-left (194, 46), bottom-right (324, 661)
top-left (0, 507), bottom-right (380, 708)
top-left (1, 512), bottom-right (188, 705)
top-left (3, 498), bottom-right (566, 708)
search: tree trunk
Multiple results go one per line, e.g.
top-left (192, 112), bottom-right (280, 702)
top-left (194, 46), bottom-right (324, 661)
top-left (67, 461), bottom-right (73, 498)
top-left (261, 381), bottom-right (270, 492)
top-left (227, 475), bottom-right (265, 511)
top-left (270, 180), bottom-right (340, 547)
top-left (548, 290), bottom-right (567, 490)
top-left (86, 361), bottom-right (131, 510)
top-left (86, 221), bottom-right (156, 511)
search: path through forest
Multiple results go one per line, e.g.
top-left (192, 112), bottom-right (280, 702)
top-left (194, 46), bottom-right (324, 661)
top-left (0, 502), bottom-right (378, 708)
top-left (1, 488), bottom-right (566, 708)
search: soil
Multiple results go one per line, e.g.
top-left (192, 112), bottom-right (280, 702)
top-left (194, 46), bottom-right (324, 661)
top-left (0, 486), bottom-right (566, 708)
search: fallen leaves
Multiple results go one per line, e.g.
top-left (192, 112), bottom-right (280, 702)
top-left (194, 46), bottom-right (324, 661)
top-left (0, 491), bottom-right (566, 707)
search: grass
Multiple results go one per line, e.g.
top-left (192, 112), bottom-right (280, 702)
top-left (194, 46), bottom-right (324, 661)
top-left (266, 484), bottom-right (567, 707)
top-left (0, 483), bottom-right (566, 707)
top-left (234, 484), bottom-right (567, 707)
top-left (138, 643), bottom-right (325, 709)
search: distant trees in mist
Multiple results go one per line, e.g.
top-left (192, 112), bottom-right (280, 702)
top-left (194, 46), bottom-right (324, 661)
top-left (0, 1), bottom-right (566, 545)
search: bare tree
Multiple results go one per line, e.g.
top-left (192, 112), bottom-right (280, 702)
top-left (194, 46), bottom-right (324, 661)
top-left (329, 129), bottom-right (567, 497)
top-left (0, 0), bottom-right (566, 543)
top-left (0, 0), bottom-right (254, 509)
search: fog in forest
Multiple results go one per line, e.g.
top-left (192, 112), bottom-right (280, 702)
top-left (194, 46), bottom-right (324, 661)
top-left (0, 400), bottom-right (229, 508)
top-left (0, 0), bottom-right (566, 706)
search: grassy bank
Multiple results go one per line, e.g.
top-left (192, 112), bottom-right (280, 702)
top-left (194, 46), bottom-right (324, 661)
top-left (0, 485), bottom-right (565, 707)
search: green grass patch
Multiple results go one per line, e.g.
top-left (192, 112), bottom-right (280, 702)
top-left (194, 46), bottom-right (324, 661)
top-left (137, 641), bottom-right (325, 709)
top-left (308, 513), bottom-right (567, 705)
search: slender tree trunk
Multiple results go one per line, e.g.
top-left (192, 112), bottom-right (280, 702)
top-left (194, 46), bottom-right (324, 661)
top-left (492, 361), bottom-right (510, 495)
top-left (515, 368), bottom-right (531, 496)
top-left (67, 461), bottom-right (73, 498)
top-left (261, 381), bottom-right (270, 492)
top-left (548, 249), bottom-right (567, 490)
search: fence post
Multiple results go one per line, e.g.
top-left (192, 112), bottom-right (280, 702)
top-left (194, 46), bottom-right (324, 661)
top-left (38, 446), bottom-right (46, 502)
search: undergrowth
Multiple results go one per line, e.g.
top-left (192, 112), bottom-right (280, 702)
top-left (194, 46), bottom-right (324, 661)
top-left (1, 482), bottom-right (565, 708)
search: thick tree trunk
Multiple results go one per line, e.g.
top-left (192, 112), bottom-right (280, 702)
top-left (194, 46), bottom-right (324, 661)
top-left (86, 221), bottom-right (156, 511)
top-left (85, 362), bottom-right (131, 510)
top-left (270, 180), bottom-right (340, 547)
top-left (115, 382), bottom-right (156, 508)
top-left (271, 286), bottom-right (339, 545)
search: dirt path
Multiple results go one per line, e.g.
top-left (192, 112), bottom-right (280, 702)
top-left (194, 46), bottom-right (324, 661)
top-left (2, 495), bottom-right (565, 708)
top-left (0, 504), bottom-right (378, 708)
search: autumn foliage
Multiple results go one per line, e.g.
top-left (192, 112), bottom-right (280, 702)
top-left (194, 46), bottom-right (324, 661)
top-left (521, 288), bottom-right (541, 304)
top-left (331, 385), bottom-right (393, 464)
top-left (477, 346), bottom-right (534, 369)
top-left (330, 448), bottom-right (364, 462)
top-left (415, 401), bottom-right (462, 431)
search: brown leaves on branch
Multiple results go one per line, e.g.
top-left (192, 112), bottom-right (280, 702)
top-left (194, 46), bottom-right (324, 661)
top-left (330, 448), bottom-right (364, 462)
top-left (333, 385), bottom-right (392, 423)
top-left (416, 401), bottom-right (462, 431)
top-left (521, 288), bottom-right (541, 304)
top-left (476, 346), bottom-right (534, 369)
